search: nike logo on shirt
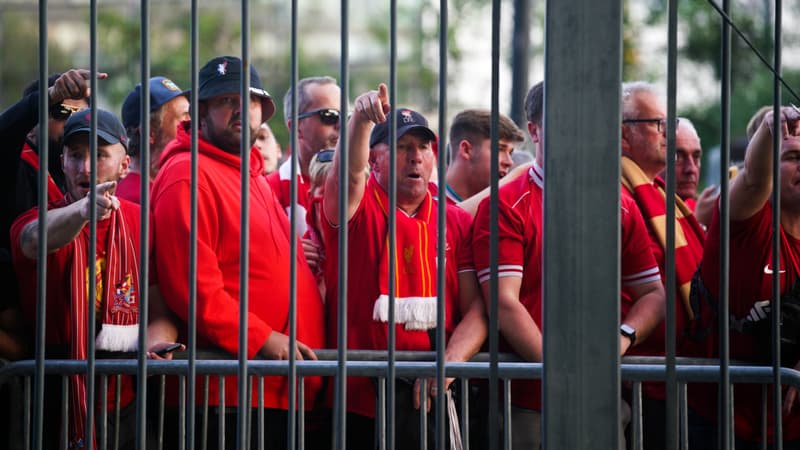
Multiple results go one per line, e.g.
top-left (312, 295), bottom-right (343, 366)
top-left (764, 265), bottom-right (786, 275)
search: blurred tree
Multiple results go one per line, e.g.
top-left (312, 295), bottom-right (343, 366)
top-left (643, 0), bottom-right (800, 146)
top-left (0, 9), bottom-right (72, 106)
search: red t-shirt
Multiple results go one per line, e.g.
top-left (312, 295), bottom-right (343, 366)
top-left (473, 164), bottom-right (544, 410)
top-left (473, 164), bottom-right (661, 410)
top-left (151, 123), bottom-right (325, 410)
top-left (10, 198), bottom-right (140, 411)
top-left (322, 176), bottom-right (474, 418)
top-left (701, 202), bottom-right (800, 442)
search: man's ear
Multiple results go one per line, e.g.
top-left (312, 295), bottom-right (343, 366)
top-left (119, 154), bottom-right (131, 180)
top-left (621, 124), bottom-right (632, 154)
top-left (528, 122), bottom-right (541, 144)
top-left (149, 126), bottom-right (156, 146)
top-left (458, 139), bottom-right (473, 160)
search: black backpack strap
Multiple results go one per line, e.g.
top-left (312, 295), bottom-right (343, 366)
top-left (687, 267), bottom-right (718, 342)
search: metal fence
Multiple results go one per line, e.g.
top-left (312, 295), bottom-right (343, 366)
top-left (2, 1), bottom-right (800, 450)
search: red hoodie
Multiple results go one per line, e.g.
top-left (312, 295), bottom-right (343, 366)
top-left (150, 121), bottom-right (325, 409)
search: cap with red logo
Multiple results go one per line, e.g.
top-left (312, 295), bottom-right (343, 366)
top-left (369, 108), bottom-right (436, 148)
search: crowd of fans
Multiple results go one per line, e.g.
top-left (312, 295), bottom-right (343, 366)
top-left (0, 54), bottom-right (799, 449)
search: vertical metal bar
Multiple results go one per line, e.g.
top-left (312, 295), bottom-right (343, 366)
top-left (665, 1), bottom-right (679, 449)
top-left (420, 379), bottom-right (427, 450)
top-left (158, 375), bottom-right (166, 450)
top-left (487, 1), bottom-right (501, 449)
top-left (258, 377), bottom-right (264, 450)
top-left (238, 1), bottom-right (252, 448)
top-left (718, 1), bottom-right (732, 449)
top-left (510, 0), bottom-right (531, 125)
top-left (633, 382), bottom-right (643, 450)
top-left (87, 2), bottom-right (99, 448)
top-left (378, 378), bottom-right (386, 450)
top-left (62, 376), bottom-right (69, 450)
top-left (136, 2), bottom-right (151, 450)
top-left (187, 0), bottom-right (200, 448)
top-left (180, 376), bottom-right (187, 450)
top-left (32, 2), bottom-right (48, 450)
top-left (288, 0), bottom-right (300, 448)
top-left (542, 0), bottom-right (621, 449)
top-left (219, 376), bottom-right (225, 450)
top-left (387, 0), bottom-right (398, 449)
top-left (298, 377), bottom-right (305, 450)
top-left (503, 379), bottom-right (511, 450)
top-left (201, 376), bottom-right (209, 450)
top-left (460, 378), bottom-right (469, 449)
top-left (99, 376), bottom-right (107, 450)
top-left (679, 383), bottom-right (688, 450)
top-left (334, 0), bottom-right (350, 448)
top-left (771, 1), bottom-right (783, 447)
top-left (113, 375), bottom-right (120, 450)
top-left (436, 3), bottom-right (449, 450)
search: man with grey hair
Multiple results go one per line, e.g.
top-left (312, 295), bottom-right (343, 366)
top-left (267, 76), bottom-right (341, 236)
top-left (620, 81), bottom-right (706, 450)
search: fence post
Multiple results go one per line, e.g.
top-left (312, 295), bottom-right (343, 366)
top-left (542, 1), bottom-right (622, 449)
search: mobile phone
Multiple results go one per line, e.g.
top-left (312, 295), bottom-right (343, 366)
top-left (155, 343), bottom-right (183, 357)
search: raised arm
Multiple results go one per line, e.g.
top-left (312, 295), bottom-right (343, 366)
top-left (729, 107), bottom-right (800, 221)
top-left (18, 181), bottom-right (120, 259)
top-left (324, 83), bottom-right (390, 225)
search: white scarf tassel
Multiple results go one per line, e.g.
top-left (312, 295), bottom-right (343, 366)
top-left (95, 323), bottom-right (139, 352)
top-left (372, 295), bottom-right (438, 331)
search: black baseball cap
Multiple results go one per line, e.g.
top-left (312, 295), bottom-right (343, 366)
top-left (198, 56), bottom-right (276, 121)
top-left (121, 76), bottom-right (188, 128)
top-left (369, 108), bottom-right (436, 148)
top-left (63, 108), bottom-right (128, 150)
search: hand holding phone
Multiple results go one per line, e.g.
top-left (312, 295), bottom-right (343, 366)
top-left (155, 342), bottom-right (183, 357)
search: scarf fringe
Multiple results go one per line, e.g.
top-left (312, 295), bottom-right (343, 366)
top-left (95, 324), bottom-right (139, 352)
top-left (372, 294), bottom-right (437, 330)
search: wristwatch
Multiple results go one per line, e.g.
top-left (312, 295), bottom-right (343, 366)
top-left (620, 324), bottom-right (636, 347)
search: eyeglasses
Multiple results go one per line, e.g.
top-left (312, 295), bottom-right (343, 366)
top-left (49, 103), bottom-right (83, 120)
top-left (315, 149), bottom-right (335, 163)
top-left (622, 117), bottom-right (679, 133)
top-left (297, 108), bottom-right (340, 126)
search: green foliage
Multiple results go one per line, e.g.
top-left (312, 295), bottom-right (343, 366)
top-left (0, 10), bottom-right (72, 106)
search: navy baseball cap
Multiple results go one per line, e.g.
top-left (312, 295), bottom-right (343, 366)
top-left (63, 109), bottom-right (129, 150)
top-left (369, 108), bottom-right (436, 148)
top-left (198, 56), bottom-right (276, 121)
top-left (121, 76), bottom-right (188, 128)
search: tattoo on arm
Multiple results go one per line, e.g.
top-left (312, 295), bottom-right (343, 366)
top-left (19, 222), bottom-right (39, 259)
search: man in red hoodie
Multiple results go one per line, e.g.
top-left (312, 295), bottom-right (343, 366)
top-left (150, 56), bottom-right (325, 450)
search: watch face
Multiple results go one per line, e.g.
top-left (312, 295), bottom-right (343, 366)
top-left (620, 324), bottom-right (635, 336)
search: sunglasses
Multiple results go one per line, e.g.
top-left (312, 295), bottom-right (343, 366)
top-left (297, 108), bottom-right (340, 126)
top-left (315, 149), bottom-right (335, 163)
top-left (49, 103), bottom-right (83, 121)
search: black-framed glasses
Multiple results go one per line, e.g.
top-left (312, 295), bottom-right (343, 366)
top-left (297, 108), bottom-right (340, 126)
top-left (49, 103), bottom-right (83, 121)
top-left (315, 149), bottom-right (335, 163)
top-left (622, 117), bottom-right (679, 133)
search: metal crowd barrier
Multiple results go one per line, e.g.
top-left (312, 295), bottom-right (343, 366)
top-left (2, 355), bottom-right (800, 450)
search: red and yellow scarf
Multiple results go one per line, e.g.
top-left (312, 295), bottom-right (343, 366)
top-left (65, 195), bottom-right (140, 449)
top-left (369, 176), bottom-right (438, 330)
top-left (621, 156), bottom-right (704, 320)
